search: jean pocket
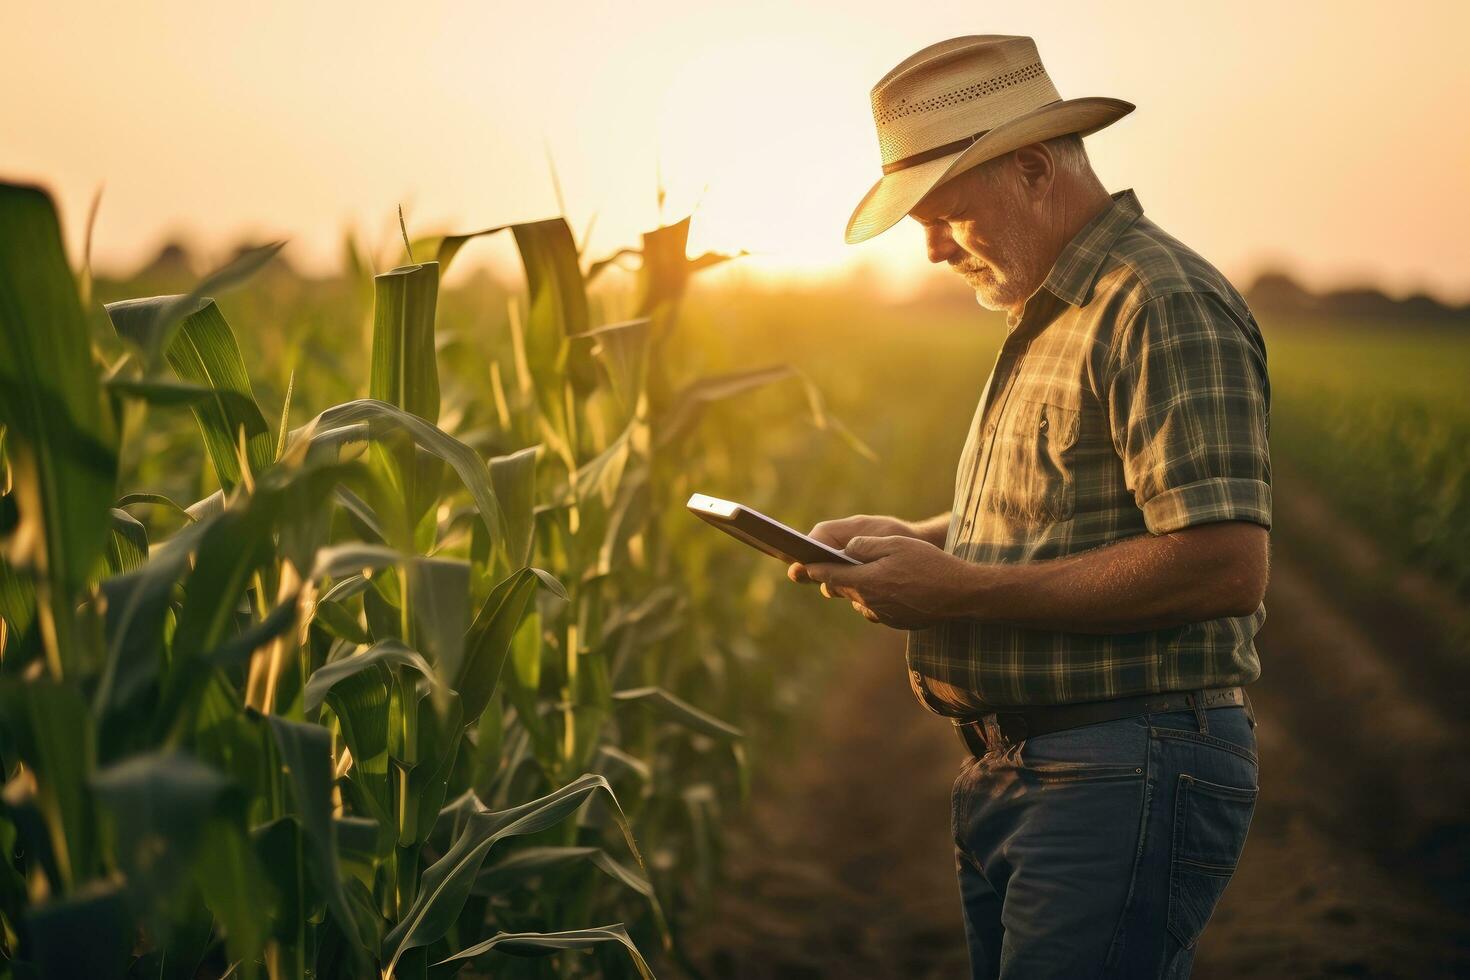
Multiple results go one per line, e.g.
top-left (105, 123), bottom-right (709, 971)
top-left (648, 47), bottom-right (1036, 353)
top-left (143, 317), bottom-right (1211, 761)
top-left (1167, 773), bottom-right (1258, 949)
top-left (1150, 709), bottom-right (1260, 770)
top-left (1016, 718), bottom-right (1147, 783)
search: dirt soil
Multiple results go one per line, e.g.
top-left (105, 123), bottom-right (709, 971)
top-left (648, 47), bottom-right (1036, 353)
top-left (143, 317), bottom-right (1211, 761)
top-left (678, 470), bottom-right (1470, 979)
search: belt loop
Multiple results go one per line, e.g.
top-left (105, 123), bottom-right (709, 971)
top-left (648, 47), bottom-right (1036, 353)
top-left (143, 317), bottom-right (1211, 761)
top-left (984, 713), bottom-right (1007, 751)
top-left (956, 719), bottom-right (988, 759)
top-left (1189, 689), bottom-right (1209, 734)
top-left (1243, 689), bottom-right (1257, 730)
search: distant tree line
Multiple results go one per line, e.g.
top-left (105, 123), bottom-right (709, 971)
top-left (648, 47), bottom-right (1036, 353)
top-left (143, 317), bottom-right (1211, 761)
top-left (119, 242), bottom-right (1470, 323)
top-left (1246, 271), bottom-right (1470, 322)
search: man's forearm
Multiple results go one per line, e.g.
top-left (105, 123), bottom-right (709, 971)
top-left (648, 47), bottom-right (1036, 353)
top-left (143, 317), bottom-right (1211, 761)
top-left (942, 522), bottom-right (1268, 634)
top-left (909, 512), bottom-right (951, 548)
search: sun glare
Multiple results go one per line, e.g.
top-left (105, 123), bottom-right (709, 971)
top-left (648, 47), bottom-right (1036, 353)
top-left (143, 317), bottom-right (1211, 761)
top-left (653, 35), bottom-right (915, 287)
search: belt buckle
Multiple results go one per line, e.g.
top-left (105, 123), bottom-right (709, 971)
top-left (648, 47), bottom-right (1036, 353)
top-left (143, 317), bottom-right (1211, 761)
top-left (976, 711), bottom-right (1029, 749)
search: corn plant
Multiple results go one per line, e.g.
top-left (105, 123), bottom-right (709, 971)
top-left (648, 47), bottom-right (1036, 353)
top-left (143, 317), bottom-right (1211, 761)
top-left (0, 179), bottom-right (867, 979)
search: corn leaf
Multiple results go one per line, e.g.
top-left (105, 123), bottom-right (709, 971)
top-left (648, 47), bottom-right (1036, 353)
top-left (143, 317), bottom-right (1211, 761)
top-left (432, 923), bottom-right (651, 979)
top-left (193, 815), bottom-right (274, 974)
top-left (155, 597), bottom-right (300, 746)
top-left (293, 399), bottom-right (507, 564)
top-left (263, 715), bottom-right (369, 961)
top-left (103, 377), bottom-right (261, 419)
top-left (275, 367), bottom-right (295, 460)
top-left (595, 465), bottom-right (650, 579)
top-left (612, 686), bottom-right (744, 740)
top-left (0, 182), bottom-right (118, 665)
top-left (475, 846), bottom-right (668, 944)
top-left (458, 567), bottom-right (562, 723)
top-left (403, 687), bottom-right (463, 846)
top-left (407, 556), bottom-right (470, 692)
top-left (21, 882), bottom-right (133, 979)
top-left (93, 515), bottom-right (219, 725)
top-left (584, 247), bottom-right (638, 285)
top-left (302, 639), bottom-right (433, 715)
top-left (0, 679), bottom-right (98, 890)
top-left (369, 262), bottom-right (440, 425)
top-left (325, 667), bottom-right (396, 837)
top-left (489, 445), bottom-right (539, 570)
top-left (433, 225), bottom-right (508, 277)
top-left (169, 498), bottom-right (277, 662)
top-left (116, 490), bottom-right (196, 522)
top-left (511, 219), bottom-right (589, 341)
top-left (634, 215), bottom-right (744, 318)
top-left (792, 366), bottom-right (880, 462)
top-left (309, 542), bottom-right (403, 582)
top-left (381, 772), bottom-right (640, 973)
top-left (655, 364), bottom-right (795, 448)
top-left (594, 744), bottom-right (651, 784)
top-left (198, 598), bottom-right (299, 671)
top-left (90, 751), bottom-right (231, 915)
top-left (636, 216), bottom-right (695, 316)
top-left (510, 218), bottom-right (598, 416)
top-left (0, 553), bottom-right (36, 638)
top-left (313, 598), bottom-right (371, 644)
top-left (186, 490), bottom-right (226, 522)
top-left (105, 298), bottom-right (274, 491)
top-left (105, 508), bottom-right (147, 575)
top-left (570, 317), bottom-right (651, 417)
top-left (102, 242), bottom-right (284, 367)
top-left (248, 817), bottom-right (307, 947)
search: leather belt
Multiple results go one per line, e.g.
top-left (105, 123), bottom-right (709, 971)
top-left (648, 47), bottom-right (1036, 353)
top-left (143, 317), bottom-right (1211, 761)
top-left (953, 686), bottom-right (1250, 758)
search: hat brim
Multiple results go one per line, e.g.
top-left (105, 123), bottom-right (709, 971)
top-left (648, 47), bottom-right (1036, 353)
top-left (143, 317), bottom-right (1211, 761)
top-left (844, 96), bottom-right (1135, 244)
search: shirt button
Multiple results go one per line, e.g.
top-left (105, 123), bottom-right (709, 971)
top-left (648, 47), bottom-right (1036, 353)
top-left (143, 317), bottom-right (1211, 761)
top-left (985, 422), bottom-right (996, 436)
top-left (1039, 416), bottom-right (1049, 432)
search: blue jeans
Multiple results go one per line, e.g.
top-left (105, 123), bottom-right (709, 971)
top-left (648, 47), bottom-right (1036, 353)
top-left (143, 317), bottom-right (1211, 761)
top-left (951, 703), bottom-right (1259, 979)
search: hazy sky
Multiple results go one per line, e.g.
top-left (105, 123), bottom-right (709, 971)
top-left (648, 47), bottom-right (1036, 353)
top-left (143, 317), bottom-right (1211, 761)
top-left (5, 1), bottom-right (1468, 300)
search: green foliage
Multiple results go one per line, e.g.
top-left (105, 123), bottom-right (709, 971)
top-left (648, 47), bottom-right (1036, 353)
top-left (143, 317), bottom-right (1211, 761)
top-left (1264, 317), bottom-right (1470, 594)
top-left (0, 179), bottom-right (869, 978)
top-left (369, 262), bottom-right (441, 424)
top-left (0, 182), bottom-right (118, 677)
top-left (108, 296), bottom-right (276, 490)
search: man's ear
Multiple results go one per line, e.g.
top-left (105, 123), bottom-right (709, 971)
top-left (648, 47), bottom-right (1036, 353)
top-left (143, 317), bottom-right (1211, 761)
top-left (1011, 143), bottom-right (1055, 196)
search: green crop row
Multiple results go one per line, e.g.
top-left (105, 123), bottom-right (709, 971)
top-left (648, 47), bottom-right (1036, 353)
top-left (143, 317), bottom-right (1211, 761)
top-left (1262, 317), bottom-right (1470, 596)
top-left (0, 182), bottom-right (868, 979)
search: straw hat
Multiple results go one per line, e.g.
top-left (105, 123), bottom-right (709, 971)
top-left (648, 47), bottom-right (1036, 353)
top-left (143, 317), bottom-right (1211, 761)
top-left (845, 35), bottom-right (1133, 244)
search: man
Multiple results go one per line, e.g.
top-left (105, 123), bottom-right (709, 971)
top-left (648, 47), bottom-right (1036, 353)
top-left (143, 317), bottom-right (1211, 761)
top-left (788, 35), bottom-right (1271, 978)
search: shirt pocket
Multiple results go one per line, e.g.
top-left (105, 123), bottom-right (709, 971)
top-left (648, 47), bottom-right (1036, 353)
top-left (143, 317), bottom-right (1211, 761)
top-left (979, 397), bottom-right (1081, 527)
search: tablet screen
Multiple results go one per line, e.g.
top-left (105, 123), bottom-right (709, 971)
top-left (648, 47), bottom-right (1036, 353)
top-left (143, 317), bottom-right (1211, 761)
top-left (687, 494), bottom-right (861, 566)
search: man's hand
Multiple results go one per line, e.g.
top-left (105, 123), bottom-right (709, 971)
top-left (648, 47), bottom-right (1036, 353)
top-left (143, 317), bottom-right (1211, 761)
top-left (786, 514), bottom-right (923, 586)
top-left (789, 535), bottom-right (973, 629)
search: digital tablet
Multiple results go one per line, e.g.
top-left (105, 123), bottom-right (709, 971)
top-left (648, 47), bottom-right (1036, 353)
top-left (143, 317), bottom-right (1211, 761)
top-left (686, 493), bottom-right (862, 567)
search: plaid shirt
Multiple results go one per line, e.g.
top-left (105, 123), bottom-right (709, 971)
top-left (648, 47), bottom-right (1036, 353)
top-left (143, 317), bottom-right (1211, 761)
top-left (906, 188), bottom-right (1272, 716)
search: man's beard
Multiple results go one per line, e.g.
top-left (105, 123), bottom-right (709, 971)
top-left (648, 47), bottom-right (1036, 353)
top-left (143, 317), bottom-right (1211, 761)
top-left (949, 199), bottom-right (1041, 311)
top-left (952, 261), bottom-right (1018, 311)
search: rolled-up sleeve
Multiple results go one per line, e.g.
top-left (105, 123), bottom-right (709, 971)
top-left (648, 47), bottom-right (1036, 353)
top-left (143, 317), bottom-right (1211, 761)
top-left (1105, 290), bottom-right (1272, 534)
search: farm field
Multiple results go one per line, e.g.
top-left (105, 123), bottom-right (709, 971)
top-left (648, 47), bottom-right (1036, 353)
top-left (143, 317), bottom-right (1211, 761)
top-left (2, 187), bottom-right (1468, 977)
top-left (6, 2), bottom-right (1469, 974)
top-left (667, 287), bottom-right (1470, 978)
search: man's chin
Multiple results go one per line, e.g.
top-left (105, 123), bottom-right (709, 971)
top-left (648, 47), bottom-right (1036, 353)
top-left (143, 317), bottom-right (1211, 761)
top-left (971, 287), bottom-right (1008, 312)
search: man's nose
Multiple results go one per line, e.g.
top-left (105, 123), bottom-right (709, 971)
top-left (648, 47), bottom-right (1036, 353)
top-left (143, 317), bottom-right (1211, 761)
top-left (924, 224), bottom-right (958, 264)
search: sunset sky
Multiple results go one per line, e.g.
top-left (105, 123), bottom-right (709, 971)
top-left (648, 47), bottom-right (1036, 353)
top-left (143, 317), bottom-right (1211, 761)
top-left (5, 0), bottom-right (1468, 301)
